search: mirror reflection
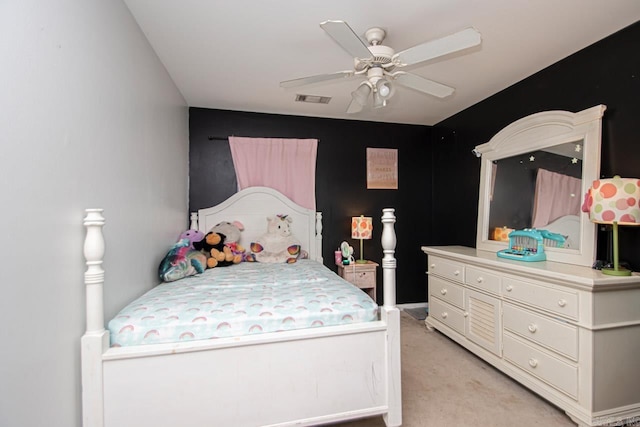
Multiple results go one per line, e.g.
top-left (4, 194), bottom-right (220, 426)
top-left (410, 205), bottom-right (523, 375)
top-left (475, 105), bottom-right (605, 266)
top-left (488, 141), bottom-right (583, 249)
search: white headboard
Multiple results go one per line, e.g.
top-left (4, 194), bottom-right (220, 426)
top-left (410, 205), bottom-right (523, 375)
top-left (191, 187), bottom-right (323, 262)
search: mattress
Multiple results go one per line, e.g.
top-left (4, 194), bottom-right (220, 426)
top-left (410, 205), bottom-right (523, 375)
top-left (108, 260), bottom-right (378, 347)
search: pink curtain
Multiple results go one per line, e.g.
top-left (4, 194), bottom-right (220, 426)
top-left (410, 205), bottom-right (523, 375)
top-left (229, 137), bottom-right (318, 210)
top-left (531, 168), bottom-right (581, 228)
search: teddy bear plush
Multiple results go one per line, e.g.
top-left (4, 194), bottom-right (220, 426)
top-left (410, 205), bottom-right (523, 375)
top-left (193, 221), bottom-right (246, 268)
top-left (248, 214), bottom-right (302, 263)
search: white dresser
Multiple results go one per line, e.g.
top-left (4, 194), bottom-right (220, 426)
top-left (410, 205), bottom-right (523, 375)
top-left (422, 245), bottom-right (640, 427)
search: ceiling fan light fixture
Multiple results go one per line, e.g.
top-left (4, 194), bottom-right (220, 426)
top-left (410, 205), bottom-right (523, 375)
top-left (351, 82), bottom-right (372, 107)
top-left (373, 92), bottom-right (387, 109)
top-left (378, 82), bottom-right (390, 97)
top-left (376, 78), bottom-right (394, 99)
top-left (284, 21), bottom-right (481, 114)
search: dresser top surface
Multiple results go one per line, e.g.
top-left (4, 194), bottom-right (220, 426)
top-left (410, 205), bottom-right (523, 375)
top-left (422, 245), bottom-right (640, 290)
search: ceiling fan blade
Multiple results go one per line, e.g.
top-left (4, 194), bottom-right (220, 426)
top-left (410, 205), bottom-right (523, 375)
top-left (320, 20), bottom-right (373, 60)
top-left (393, 72), bottom-right (455, 98)
top-left (394, 27), bottom-right (481, 66)
top-left (280, 70), bottom-right (354, 88)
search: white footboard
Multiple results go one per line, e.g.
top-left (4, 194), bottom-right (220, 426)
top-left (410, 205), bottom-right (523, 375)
top-left (81, 207), bottom-right (401, 427)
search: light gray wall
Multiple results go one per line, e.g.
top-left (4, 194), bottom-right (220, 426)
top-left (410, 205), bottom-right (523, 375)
top-left (0, 1), bottom-right (188, 426)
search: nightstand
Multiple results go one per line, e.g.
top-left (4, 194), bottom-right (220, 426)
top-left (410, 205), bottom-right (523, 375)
top-left (337, 261), bottom-right (378, 303)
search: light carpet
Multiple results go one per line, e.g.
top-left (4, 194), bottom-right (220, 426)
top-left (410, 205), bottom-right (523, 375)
top-left (331, 312), bottom-right (577, 427)
top-left (403, 307), bottom-right (427, 321)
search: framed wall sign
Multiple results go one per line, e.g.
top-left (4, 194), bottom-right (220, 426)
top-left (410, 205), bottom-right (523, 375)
top-left (366, 148), bottom-right (398, 189)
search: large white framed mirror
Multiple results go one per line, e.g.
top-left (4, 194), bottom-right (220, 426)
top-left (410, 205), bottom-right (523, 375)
top-left (475, 105), bottom-right (606, 267)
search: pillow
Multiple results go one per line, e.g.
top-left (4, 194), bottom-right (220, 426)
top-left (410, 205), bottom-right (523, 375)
top-left (158, 239), bottom-right (207, 282)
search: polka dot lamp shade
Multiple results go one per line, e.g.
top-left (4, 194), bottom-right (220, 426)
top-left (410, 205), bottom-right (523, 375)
top-left (582, 176), bottom-right (639, 276)
top-left (352, 216), bottom-right (373, 239)
top-left (352, 215), bottom-right (373, 263)
top-left (583, 177), bottom-right (640, 225)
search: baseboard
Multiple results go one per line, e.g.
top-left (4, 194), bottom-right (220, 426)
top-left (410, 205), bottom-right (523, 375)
top-left (397, 302), bottom-right (428, 310)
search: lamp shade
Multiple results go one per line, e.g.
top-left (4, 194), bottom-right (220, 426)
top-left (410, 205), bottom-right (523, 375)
top-left (582, 176), bottom-right (640, 276)
top-left (351, 82), bottom-right (372, 107)
top-left (583, 177), bottom-right (640, 225)
top-left (352, 216), bottom-right (373, 240)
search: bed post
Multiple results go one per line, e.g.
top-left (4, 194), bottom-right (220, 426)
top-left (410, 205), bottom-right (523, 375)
top-left (381, 209), bottom-right (397, 308)
top-left (381, 208), bottom-right (401, 427)
top-left (81, 209), bottom-right (108, 427)
top-left (190, 212), bottom-right (198, 230)
top-left (315, 212), bottom-right (323, 263)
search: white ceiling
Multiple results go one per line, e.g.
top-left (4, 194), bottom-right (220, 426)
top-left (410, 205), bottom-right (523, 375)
top-left (123, 1), bottom-right (640, 126)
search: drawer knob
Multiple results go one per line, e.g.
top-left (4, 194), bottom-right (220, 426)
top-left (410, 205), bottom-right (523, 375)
top-left (558, 299), bottom-right (567, 307)
top-left (463, 312), bottom-right (469, 318)
top-left (528, 358), bottom-right (538, 368)
top-left (430, 263), bottom-right (436, 269)
top-left (528, 324), bottom-right (538, 333)
top-left (440, 288), bottom-right (448, 295)
top-left (505, 285), bottom-right (513, 292)
top-left (454, 270), bottom-right (460, 276)
top-left (476, 277), bottom-right (484, 283)
top-left (441, 312), bottom-right (448, 319)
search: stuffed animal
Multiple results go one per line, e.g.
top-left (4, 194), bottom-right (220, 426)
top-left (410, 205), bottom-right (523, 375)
top-left (192, 232), bottom-right (231, 268)
top-left (209, 221), bottom-right (244, 244)
top-left (178, 229), bottom-right (205, 249)
top-left (158, 239), bottom-right (207, 282)
top-left (193, 221), bottom-right (246, 268)
top-left (209, 220), bottom-right (247, 263)
top-left (248, 214), bottom-right (301, 263)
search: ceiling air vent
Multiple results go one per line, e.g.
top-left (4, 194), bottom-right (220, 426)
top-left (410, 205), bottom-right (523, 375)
top-left (295, 94), bottom-right (331, 104)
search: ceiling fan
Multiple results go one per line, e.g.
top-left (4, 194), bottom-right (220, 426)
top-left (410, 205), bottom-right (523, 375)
top-left (280, 20), bottom-right (481, 113)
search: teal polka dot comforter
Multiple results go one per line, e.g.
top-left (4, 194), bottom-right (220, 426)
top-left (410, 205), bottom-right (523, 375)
top-left (108, 260), bottom-right (378, 347)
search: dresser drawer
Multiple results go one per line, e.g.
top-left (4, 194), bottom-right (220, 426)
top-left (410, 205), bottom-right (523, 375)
top-left (503, 334), bottom-right (578, 399)
top-left (429, 276), bottom-right (464, 309)
top-left (503, 304), bottom-right (578, 360)
top-left (429, 298), bottom-right (465, 334)
top-left (428, 256), bottom-right (464, 284)
top-left (502, 277), bottom-right (578, 320)
top-left (465, 266), bottom-right (501, 295)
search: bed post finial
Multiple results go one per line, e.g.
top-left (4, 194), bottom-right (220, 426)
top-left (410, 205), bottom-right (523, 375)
top-left (84, 209), bottom-right (106, 334)
top-left (190, 212), bottom-right (198, 230)
top-left (381, 208), bottom-right (397, 308)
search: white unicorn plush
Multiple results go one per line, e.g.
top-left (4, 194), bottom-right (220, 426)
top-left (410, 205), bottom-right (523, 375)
top-left (248, 214), bottom-right (302, 263)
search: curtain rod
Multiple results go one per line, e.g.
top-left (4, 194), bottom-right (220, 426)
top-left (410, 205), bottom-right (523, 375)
top-left (207, 136), bottom-right (319, 141)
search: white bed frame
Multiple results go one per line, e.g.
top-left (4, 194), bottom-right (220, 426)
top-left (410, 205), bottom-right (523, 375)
top-left (81, 186), bottom-right (402, 427)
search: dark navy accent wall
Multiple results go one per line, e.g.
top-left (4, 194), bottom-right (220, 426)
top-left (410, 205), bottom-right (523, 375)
top-left (189, 22), bottom-right (640, 304)
top-left (189, 109), bottom-right (433, 304)
top-left (435, 21), bottom-right (640, 271)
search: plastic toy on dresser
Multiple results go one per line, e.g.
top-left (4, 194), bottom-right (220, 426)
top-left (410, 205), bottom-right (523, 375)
top-left (497, 228), bottom-right (566, 262)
